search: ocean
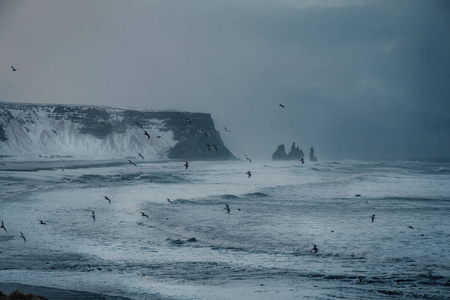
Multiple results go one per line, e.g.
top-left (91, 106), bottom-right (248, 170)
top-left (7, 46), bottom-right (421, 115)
top-left (0, 158), bottom-right (449, 299)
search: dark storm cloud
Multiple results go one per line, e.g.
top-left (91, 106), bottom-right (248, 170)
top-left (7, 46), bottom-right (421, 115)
top-left (1, 0), bottom-right (449, 159)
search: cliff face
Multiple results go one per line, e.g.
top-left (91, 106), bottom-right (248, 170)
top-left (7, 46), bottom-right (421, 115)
top-left (0, 102), bottom-right (236, 160)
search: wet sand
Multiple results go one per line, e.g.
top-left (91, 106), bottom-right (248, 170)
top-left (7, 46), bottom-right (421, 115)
top-left (0, 283), bottom-right (132, 300)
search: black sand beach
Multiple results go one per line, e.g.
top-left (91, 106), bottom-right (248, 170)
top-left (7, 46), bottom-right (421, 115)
top-left (0, 283), bottom-right (132, 300)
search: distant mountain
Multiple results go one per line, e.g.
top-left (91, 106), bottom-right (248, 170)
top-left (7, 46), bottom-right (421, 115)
top-left (0, 102), bottom-right (236, 160)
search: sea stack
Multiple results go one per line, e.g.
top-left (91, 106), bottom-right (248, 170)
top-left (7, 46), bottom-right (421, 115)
top-left (309, 147), bottom-right (318, 162)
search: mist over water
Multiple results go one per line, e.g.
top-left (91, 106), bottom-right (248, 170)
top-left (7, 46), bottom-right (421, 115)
top-left (0, 158), bottom-right (449, 299)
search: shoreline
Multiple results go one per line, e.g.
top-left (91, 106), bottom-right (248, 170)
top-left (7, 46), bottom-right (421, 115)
top-left (0, 283), bottom-right (133, 300)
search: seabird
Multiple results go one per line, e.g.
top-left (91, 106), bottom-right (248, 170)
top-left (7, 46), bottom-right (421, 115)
top-left (52, 130), bottom-right (58, 136)
top-left (186, 118), bottom-right (192, 125)
top-left (91, 211), bottom-right (96, 222)
top-left (206, 144), bottom-right (211, 151)
top-left (144, 131), bottom-right (150, 139)
top-left (355, 194), bottom-right (361, 197)
top-left (312, 244), bottom-right (318, 254)
top-left (408, 226), bottom-right (414, 229)
top-left (300, 158), bottom-right (304, 164)
top-left (200, 129), bottom-right (208, 137)
top-left (223, 126), bottom-right (231, 133)
top-left (156, 136), bottom-right (162, 138)
top-left (1, 220), bottom-right (7, 233)
top-left (128, 159), bottom-right (137, 167)
top-left (60, 167), bottom-right (65, 172)
top-left (39, 220), bottom-right (46, 225)
top-left (138, 153), bottom-right (144, 159)
top-left (11, 66), bottom-right (18, 72)
top-left (371, 215), bottom-right (375, 222)
top-left (135, 121), bottom-right (144, 129)
top-left (184, 161), bottom-right (189, 170)
top-left (279, 104), bottom-right (285, 108)
top-left (213, 144), bottom-right (218, 152)
top-left (140, 212), bottom-right (149, 218)
top-left (246, 171), bottom-right (251, 178)
top-left (20, 232), bottom-right (26, 243)
top-left (166, 198), bottom-right (173, 203)
top-left (224, 204), bottom-right (230, 214)
top-left (104, 196), bottom-right (111, 204)
top-left (0, 163), bottom-right (6, 165)
top-left (100, 122), bottom-right (106, 126)
top-left (244, 154), bottom-right (252, 163)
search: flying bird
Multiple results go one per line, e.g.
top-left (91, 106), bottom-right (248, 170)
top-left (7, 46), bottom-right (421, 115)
top-left (135, 121), bottom-right (144, 129)
top-left (184, 161), bottom-right (189, 170)
top-left (223, 126), bottom-right (231, 133)
top-left (355, 194), bottom-right (361, 197)
top-left (39, 220), bottom-right (46, 225)
top-left (52, 130), bottom-right (58, 136)
top-left (186, 118), bottom-right (192, 125)
top-left (206, 144), bottom-right (211, 151)
top-left (144, 131), bottom-right (150, 139)
top-left (408, 226), bottom-right (414, 229)
top-left (279, 104), bottom-right (285, 108)
top-left (11, 66), bottom-right (18, 71)
top-left (312, 244), bottom-right (318, 254)
top-left (246, 171), bottom-right (252, 178)
top-left (166, 198), bottom-right (173, 204)
top-left (300, 158), bottom-right (304, 164)
top-left (1, 220), bottom-right (7, 233)
top-left (20, 232), bottom-right (26, 243)
top-left (213, 144), bottom-right (218, 152)
top-left (371, 215), bottom-right (375, 222)
top-left (104, 196), bottom-right (111, 204)
top-left (128, 159), bottom-right (137, 167)
top-left (244, 154), bottom-right (252, 163)
top-left (140, 212), bottom-right (149, 218)
top-left (91, 211), bottom-right (96, 222)
top-left (156, 136), bottom-right (162, 138)
top-left (224, 204), bottom-right (230, 214)
top-left (138, 153), bottom-right (144, 159)
top-left (100, 122), bottom-right (106, 126)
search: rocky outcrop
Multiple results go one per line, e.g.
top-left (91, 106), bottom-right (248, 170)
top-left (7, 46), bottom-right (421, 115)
top-left (272, 142), bottom-right (305, 161)
top-left (309, 147), bottom-right (318, 162)
top-left (272, 143), bottom-right (289, 160)
top-left (0, 102), bottom-right (236, 160)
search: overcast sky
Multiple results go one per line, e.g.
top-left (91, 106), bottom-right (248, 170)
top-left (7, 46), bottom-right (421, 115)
top-left (1, 0), bottom-right (449, 160)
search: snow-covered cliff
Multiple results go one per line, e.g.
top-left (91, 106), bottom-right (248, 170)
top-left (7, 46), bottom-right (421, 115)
top-left (0, 102), bottom-right (236, 160)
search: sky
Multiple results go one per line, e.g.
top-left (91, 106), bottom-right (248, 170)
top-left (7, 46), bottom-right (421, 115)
top-left (1, 0), bottom-right (449, 160)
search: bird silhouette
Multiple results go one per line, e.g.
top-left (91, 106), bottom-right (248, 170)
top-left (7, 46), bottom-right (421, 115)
top-left (213, 144), bottom-right (218, 152)
top-left (244, 154), bottom-right (252, 163)
top-left (224, 204), bottom-right (230, 214)
top-left (11, 66), bottom-right (18, 71)
top-left (135, 121), bottom-right (144, 129)
top-left (279, 104), bottom-right (285, 108)
top-left (104, 196), bottom-right (111, 204)
top-left (20, 232), bottom-right (26, 243)
top-left (100, 122), bottom-right (106, 126)
top-left (186, 118), bottom-right (192, 125)
top-left (184, 161), bottom-right (189, 170)
top-left (300, 158), bottom-right (304, 164)
top-left (355, 194), bottom-right (361, 197)
top-left (60, 167), bottom-right (65, 172)
top-left (128, 159), bottom-right (137, 167)
top-left (52, 130), bottom-right (58, 136)
top-left (206, 144), bottom-right (211, 151)
top-left (246, 171), bottom-right (252, 178)
top-left (144, 131), bottom-right (150, 139)
top-left (140, 212), bottom-right (149, 218)
top-left (1, 220), bottom-right (7, 233)
top-left (371, 215), bottom-right (375, 222)
top-left (91, 211), bottom-right (96, 222)
top-left (138, 153), bottom-right (144, 159)
top-left (39, 220), bottom-right (46, 225)
top-left (312, 244), bottom-right (318, 254)
top-left (223, 126), bottom-right (231, 133)
top-left (166, 198), bottom-right (173, 203)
